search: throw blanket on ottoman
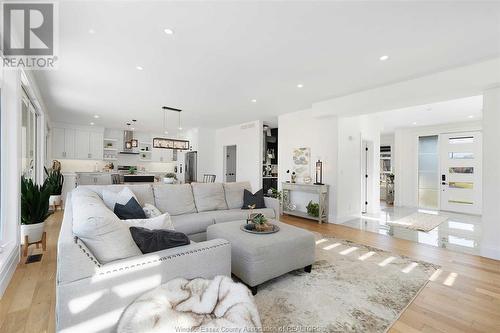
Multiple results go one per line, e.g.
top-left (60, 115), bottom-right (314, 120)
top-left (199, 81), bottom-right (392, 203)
top-left (118, 275), bottom-right (261, 333)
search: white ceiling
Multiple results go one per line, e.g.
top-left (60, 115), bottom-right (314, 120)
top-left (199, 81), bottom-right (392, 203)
top-left (32, 1), bottom-right (500, 132)
top-left (376, 95), bottom-right (483, 133)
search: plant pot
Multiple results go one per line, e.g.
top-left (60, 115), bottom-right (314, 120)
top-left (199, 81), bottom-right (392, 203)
top-left (163, 177), bottom-right (175, 184)
top-left (48, 194), bottom-right (62, 207)
top-left (20, 221), bottom-right (45, 243)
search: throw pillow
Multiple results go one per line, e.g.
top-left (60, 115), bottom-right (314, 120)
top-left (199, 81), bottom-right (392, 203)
top-left (103, 187), bottom-right (137, 210)
top-left (122, 213), bottom-right (175, 231)
top-left (71, 187), bottom-right (142, 264)
top-left (142, 203), bottom-right (163, 218)
top-left (114, 197), bottom-right (147, 220)
top-left (129, 227), bottom-right (190, 254)
top-left (242, 189), bottom-right (266, 209)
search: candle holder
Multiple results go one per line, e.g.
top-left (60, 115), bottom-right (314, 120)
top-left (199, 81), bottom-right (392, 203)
top-left (314, 160), bottom-right (324, 185)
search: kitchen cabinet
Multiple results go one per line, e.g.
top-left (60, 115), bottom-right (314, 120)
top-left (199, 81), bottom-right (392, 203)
top-left (75, 130), bottom-right (90, 159)
top-left (152, 148), bottom-right (172, 162)
top-left (76, 173), bottom-right (112, 185)
top-left (75, 130), bottom-right (103, 160)
top-left (53, 124), bottom-right (103, 160)
top-left (52, 127), bottom-right (75, 159)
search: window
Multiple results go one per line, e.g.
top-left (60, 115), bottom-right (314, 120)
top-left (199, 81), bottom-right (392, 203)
top-left (418, 135), bottom-right (439, 209)
top-left (449, 152), bottom-right (474, 159)
top-left (449, 136), bottom-right (474, 144)
top-left (449, 167), bottom-right (474, 174)
top-left (21, 91), bottom-right (39, 181)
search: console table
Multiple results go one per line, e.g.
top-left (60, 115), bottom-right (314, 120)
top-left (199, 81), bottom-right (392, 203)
top-left (282, 182), bottom-right (329, 224)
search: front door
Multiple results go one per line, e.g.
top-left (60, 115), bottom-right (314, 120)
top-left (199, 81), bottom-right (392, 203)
top-left (439, 131), bottom-right (482, 215)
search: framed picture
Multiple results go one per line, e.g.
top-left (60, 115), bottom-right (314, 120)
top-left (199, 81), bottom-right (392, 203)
top-left (153, 137), bottom-right (190, 150)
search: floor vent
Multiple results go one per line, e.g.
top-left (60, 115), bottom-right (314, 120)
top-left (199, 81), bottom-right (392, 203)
top-left (26, 254), bottom-right (43, 264)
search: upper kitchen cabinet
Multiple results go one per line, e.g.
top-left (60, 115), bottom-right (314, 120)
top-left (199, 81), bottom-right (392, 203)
top-left (52, 123), bottom-right (104, 160)
top-left (152, 147), bottom-right (172, 162)
top-left (52, 127), bottom-right (75, 159)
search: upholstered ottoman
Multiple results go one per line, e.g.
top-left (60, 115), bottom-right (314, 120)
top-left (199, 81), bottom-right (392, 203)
top-left (207, 220), bottom-right (315, 294)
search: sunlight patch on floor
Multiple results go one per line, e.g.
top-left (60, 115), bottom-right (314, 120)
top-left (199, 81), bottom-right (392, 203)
top-left (322, 243), bottom-right (341, 250)
top-left (443, 272), bottom-right (458, 286)
top-left (378, 256), bottom-right (396, 267)
top-left (339, 247), bottom-right (358, 255)
top-left (402, 262), bottom-right (418, 274)
top-left (358, 251), bottom-right (375, 261)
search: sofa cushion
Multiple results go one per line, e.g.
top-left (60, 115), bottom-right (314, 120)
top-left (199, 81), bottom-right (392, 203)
top-left (103, 187), bottom-right (137, 211)
top-left (191, 183), bottom-right (228, 212)
top-left (211, 208), bottom-right (275, 224)
top-left (71, 187), bottom-right (142, 264)
top-left (153, 184), bottom-right (197, 216)
top-left (114, 197), bottom-right (147, 220)
top-left (242, 189), bottom-right (266, 209)
top-left (170, 212), bottom-right (216, 235)
top-left (80, 184), bottom-right (155, 207)
top-left (122, 213), bottom-right (175, 231)
top-left (130, 227), bottom-right (190, 254)
top-left (223, 182), bottom-right (252, 209)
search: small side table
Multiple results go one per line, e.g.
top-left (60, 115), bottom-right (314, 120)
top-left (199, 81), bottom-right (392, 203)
top-left (23, 232), bottom-right (47, 257)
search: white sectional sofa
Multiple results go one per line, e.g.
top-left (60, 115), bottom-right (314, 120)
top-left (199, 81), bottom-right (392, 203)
top-left (56, 182), bottom-right (278, 333)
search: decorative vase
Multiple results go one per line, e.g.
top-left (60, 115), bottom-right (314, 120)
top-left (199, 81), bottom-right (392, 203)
top-left (163, 177), bottom-right (175, 184)
top-left (48, 194), bottom-right (62, 207)
top-left (20, 222), bottom-right (45, 243)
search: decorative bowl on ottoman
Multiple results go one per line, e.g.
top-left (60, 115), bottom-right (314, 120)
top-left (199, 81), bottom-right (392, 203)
top-left (117, 276), bottom-right (261, 333)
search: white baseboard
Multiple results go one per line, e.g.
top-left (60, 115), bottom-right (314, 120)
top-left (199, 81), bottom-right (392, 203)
top-left (0, 245), bottom-right (20, 298)
top-left (480, 245), bottom-right (500, 261)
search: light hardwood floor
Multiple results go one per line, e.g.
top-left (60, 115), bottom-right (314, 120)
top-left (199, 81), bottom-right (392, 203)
top-left (1, 211), bottom-right (499, 332)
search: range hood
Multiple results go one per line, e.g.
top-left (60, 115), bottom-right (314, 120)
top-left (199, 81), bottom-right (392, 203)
top-left (119, 130), bottom-right (139, 155)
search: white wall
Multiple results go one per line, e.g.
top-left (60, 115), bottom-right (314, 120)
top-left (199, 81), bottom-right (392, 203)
top-left (0, 69), bottom-right (22, 297)
top-left (481, 86), bottom-right (500, 260)
top-left (278, 110), bottom-right (338, 221)
top-left (335, 115), bottom-right (381, 222)
top-left (393, 121), bottom-right (482, 208)
top-left (214, 120), bottom-right (263, 191)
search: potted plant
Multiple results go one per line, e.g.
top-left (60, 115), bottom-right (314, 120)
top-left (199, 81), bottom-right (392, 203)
top-left (21, 176), bottom-right (52, 244)
top-left (306, 200), bottom-right (320, 218)
top-left (163, 172), bottom-right (177, 184)
top-left (44, 166), bottom-right (64, 209)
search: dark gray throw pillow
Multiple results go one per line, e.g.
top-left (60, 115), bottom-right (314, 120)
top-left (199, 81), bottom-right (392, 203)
top-left (114, 197), bottom-right (147, 220)
top-left (129, 227), bottom-right (190, 254)
top-left (242, 189), bottom-right (266, 209)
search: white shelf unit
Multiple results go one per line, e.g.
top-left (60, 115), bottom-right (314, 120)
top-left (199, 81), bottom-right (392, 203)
top-left (103, 138), bottom-right (119, 160)
top-left (138, 141), bottom-right (152, 162)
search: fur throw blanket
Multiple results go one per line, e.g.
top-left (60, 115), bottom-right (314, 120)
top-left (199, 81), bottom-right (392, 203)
top-left (118, 276), bottom-right (261, 333)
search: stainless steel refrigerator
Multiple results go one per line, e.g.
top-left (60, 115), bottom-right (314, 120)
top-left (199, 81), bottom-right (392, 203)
top-left (184, 151), bottom-right (197, 183)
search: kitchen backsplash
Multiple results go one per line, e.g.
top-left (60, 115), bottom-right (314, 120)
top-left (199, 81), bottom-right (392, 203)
top-left (59, 159), bottom-right (175, 173)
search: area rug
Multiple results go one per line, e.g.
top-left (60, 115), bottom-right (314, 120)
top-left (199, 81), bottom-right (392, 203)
top-left (254, 235), bottom-right (439, 333)
top-left (387, 212), bottom-right (448, 232)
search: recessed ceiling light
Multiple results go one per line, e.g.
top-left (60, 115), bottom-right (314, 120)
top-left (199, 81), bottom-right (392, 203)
top-left (90, 122), bottom-right (95, 126)
top-left (468, 115), bottom-right (474, 119)
top-left (379, 55), bottom-right (389, 61)
top-left (164, 28), bottom-right (174, 35)
top-left (136, 66), bottom-right (143, 71)
top-left (412, 122), bottom-right (417, 125)
top-left (178, 127), bottom-right (183, 130)
top-left (88, 28), bottom-right (96, 34)
top-left (164, 130), bottom-right (169, 134)
top-left (297, 83), bottom-right (304, 88)
top-left (251, 99), bottom-right (257, 103)
top-left (93, 115), bottom-right (100, 119)
top-left (131, 127), bottom-right (135, 130)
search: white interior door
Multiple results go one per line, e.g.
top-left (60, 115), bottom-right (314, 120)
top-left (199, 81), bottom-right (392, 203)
top-left (439, 131), bottom-right (482, 215)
